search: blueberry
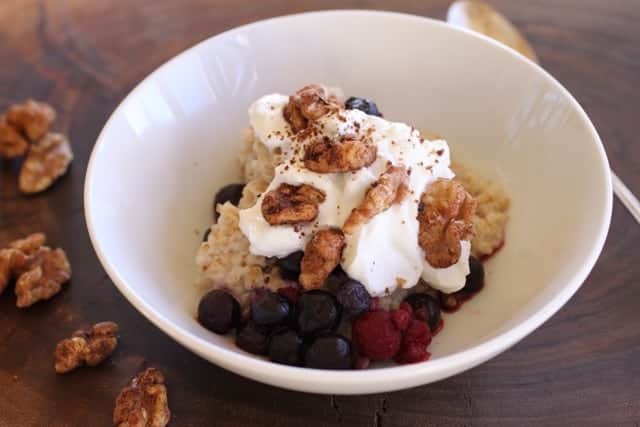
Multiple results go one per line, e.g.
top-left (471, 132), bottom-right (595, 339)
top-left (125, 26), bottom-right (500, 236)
top-left (213, 183), bottom-right (245, 221)
top-left (295, 290), bottom-right (341, 337)
top-left (463, 256), bottom-right (484, 294)
top-left (268, 329), bottom-right (303, 366)
top-left (276, 251), bottom-right (303, 281)
top-left (251, 290), bottom-right (291, 328)
top-left (336, 280), bottom-right (371, 318)
top-left (324, 266), bottom-right (350, 292)
top-left (305, 334), bottom-right (353, 370)
top-left (345, 97), bottom-right (382, 117)
top-left (404, 293), bottom-right (441, 332)
top-left (236, 322), bottom-right (270, 355)
top-left (197, 290), bottom-right (241, 334)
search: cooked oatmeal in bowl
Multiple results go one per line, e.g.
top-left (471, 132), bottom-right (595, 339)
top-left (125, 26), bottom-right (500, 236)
top-left (196, 84), bottom-right (510, 369)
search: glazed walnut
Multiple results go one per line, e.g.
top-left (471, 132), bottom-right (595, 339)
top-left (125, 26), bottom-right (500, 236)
top-left (261, 183), bottom-right (326, 225)
top-left (343, 165), bottom-right (410, 234)
top-left (304, 137), bottom-right (377, 173)
top-left (299, 228), bottom-right (346, 289)
top-left (0, 233), bottom-right (48, 295)
top-left (0, 233), bottom-right (72, 307)
top-left (417, 178), bottom-right (476, 268)
top-left (55, 321), bottom-right (119, 374)
top-left (15, 247), bottom-right (72, 308)
top-left (19, 132), bottom-right (73, 194)
top-left (0, 115), bottom-right (28, 158)
top-left (283, 84), bottom-right (342, 132)
top-left (113, 368), bottom-right (171, 427)
top-left (6, 99), bottom-right (56, 142)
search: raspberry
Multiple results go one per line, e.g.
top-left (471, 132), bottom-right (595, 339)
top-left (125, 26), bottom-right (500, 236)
top-left (396, 342), bottom-right (431, 364)
top-left (398, 301), bottom-right (413, 315)
top-left (395, 319), bottom-right (432, 364)
top-left (391, 308), bottom-right (411, 331)
top-left (352, 310), bottom-right (401, 361)
top-left (404, 319), bottom-right (432, 347)
top-left (414, 307), bottom-right (428, 322)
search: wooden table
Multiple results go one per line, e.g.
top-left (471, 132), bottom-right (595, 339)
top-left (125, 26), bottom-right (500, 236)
top-left (1, 1), bottom-right (638, 425)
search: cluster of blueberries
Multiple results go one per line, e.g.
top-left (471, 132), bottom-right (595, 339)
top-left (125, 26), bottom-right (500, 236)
top-left (197, 255), bottom-right (372, 369)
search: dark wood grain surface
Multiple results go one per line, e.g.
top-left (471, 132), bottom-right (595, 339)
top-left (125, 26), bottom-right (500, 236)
top-left (1, 1), bottom-right (639, 426)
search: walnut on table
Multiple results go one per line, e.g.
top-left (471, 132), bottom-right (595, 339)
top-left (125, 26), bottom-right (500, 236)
top-left (6, 99), bottom-right (56, 142)
top-left (261, 183), bottom-right (326, 225)
top-left (417, 178), bottom-right (476, 268)
top-left (113, 368), bottom-right (171, 427)
top-left (0, 233), bottom-right (72, 307)
top-left (0, 99), bottom-right (73, 194)
top-left (343, 165), bottom-right (410, 234)
top-left (299, 228), bottom-right (346, 289)
top-left (19, 132), bottom-right (73, 194)
top-left (54, 321), bottom-right (119, 374)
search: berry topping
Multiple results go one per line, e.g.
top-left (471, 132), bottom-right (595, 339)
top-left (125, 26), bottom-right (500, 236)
top-left (395, 319), bottom-right (432, 365)
top-left (463, 256), bottom-right (484, 293)
top-left (404, 293), bottom-right (441, 332)
top-left (213, 183), bottom-right (245, 221)
top-left (236, 322), bottom-right (270, 355)
top-left (277, 286), bottom-right (301, 304)
top-left (336, 280), bottom-right (371, 318)
top-left (324, 266), bottom-right (350, 292)
top-left (345, 97), bottom-right (382, 117)
top-left (305, 334), bottom-right (353, 370)
top-left (396, 342), bottom-right (431, 364)
top-left (197, 290), bottom-right (241, 334)
top-left (251, 290), bottom-right (291, 328)
top-left (391, 308), bottom-right (411, 331)
top-left (295, 290), bottom-right (341, 336)
top-left (403, 319), bottom-right (432, 347)
top-left (276, 251), bottom-right (304, 281)
top-left (268, 329), bottom-right (303, 366)
top-left (352, 310), bottom-right (401, 361)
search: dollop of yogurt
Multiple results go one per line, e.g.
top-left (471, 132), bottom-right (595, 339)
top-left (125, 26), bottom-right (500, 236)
top-left (239, 93), bottom-right (470, 296)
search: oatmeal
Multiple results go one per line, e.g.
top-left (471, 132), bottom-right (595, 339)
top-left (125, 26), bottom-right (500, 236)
top-left (195, 85), bottom-right (510, 369)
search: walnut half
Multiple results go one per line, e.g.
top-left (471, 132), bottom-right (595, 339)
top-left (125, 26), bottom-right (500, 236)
top-left (283, 84), bottom-right (342, 132)
top-left (19, 132), bottom-right (73, 194)
top-left (417, 178), bottom-right (476, 268)
top-left (0, 233), bottom-right (72, 307)
top-left (261, 183), bottom-right (326, 225)
top-left (113, 368), bottom-right (171, 427)
top-left (343, 165), bottom-right (410, 234)
top-left (304, 136), bottom-right (377, 173)
top-left (299, 228), bottom-right (346, 289)
top-left (55, 321), bottom-right (119, 374)
top-left (6, 99), bottom-right (56, 142)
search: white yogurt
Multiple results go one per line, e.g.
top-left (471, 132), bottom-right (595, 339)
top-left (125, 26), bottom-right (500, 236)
top-left (239, 94), bottom-right (470, 296)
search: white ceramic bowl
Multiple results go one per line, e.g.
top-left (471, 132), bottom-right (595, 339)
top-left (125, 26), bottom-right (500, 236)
top-left (85, 10), bottom-right (611, 394)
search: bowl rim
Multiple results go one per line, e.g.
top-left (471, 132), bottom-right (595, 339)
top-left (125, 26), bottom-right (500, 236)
top-left (84, 9), bottom-right (612, 394)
